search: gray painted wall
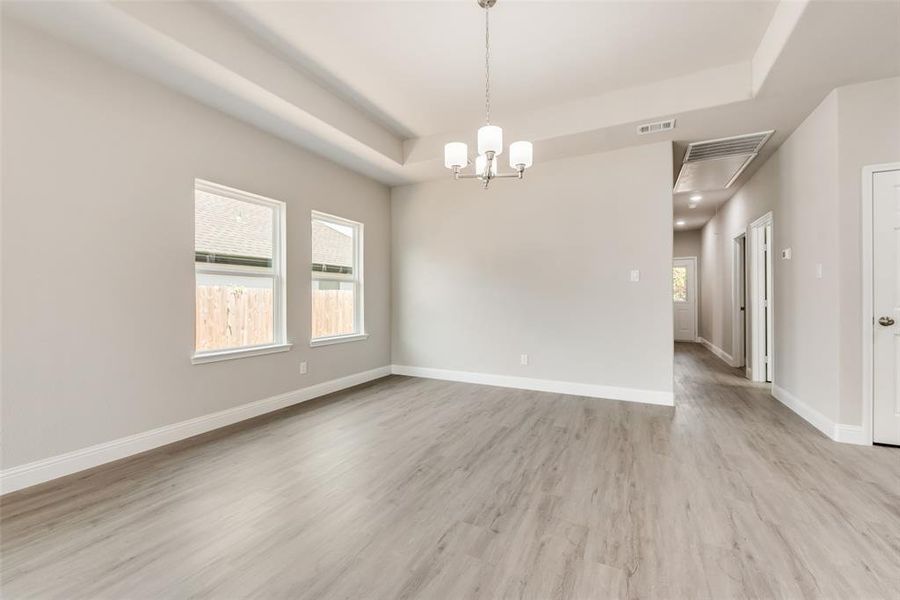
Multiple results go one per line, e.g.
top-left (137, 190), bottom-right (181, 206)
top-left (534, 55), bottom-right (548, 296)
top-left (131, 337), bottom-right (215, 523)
top-left (391, 143), bottom-right (674, 396)
top-left (673, 230), bottom-right (702, 259)
top-left (701, 90), bottom-right (840, 422)
top-left (836, 78), bottom-right (900, 424)
top-left (1, 21), bottom-right (392, 468)
top-left (699, 77), bottom-right (900, 428)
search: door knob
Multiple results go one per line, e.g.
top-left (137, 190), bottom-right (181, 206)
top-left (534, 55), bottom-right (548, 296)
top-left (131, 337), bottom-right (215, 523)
top-left (879, 316), bottom-right (896, 326)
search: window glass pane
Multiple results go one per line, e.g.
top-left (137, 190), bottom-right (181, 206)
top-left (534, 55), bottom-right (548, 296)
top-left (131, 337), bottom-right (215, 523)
top-left (312, 218), bottom-right (354, 274)
top-left (312, 280), bottom-right (355, 338)
top-left (196, 274), bottom-right (274, 351)
top-left (195, 190), bottom-right (273, 267)
top-left (673, 266), bottom-right (688, 302)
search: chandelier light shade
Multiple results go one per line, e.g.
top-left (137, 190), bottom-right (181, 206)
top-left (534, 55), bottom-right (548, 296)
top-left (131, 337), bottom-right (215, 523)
top-left (444, 0), bottom-right (534, 188)
top-left (509, 141), bottom-right (533, 169)
top-left (477, 125), bottom-right (503, 155)
top-left (444, 142), bottom-right (468, 169)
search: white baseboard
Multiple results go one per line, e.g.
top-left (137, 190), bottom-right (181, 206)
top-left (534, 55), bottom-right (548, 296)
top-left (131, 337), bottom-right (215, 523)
top-left (772, 384), bottom-right (835, 439)
top-left (697, 336), bottom-right (738, 367)
top-left (772, 384), bottom-right (868, 445)
top-left (0, 366), bottom-right (392, 495)
top-left (8, 364), bottom-right (868, 495)
top-left (391, 365), bottom-right (674, 407)
top-left (834, 424), bottom-right (868, 445)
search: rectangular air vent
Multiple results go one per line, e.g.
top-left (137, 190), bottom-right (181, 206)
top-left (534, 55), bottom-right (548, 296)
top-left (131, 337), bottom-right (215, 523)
top-left (674, 130), bottom-right (774, 193)
top-left (637, 119), bottom-right (675, 135)
top-left (683, 131), bottom-right (773, 162)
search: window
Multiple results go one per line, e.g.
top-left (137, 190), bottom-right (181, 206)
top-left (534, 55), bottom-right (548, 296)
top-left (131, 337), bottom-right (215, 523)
top-left (673, 266), bottom-right (688, 302)
top-left (311, 211), bottom-right (365, 346)
top-left (193, 180), bottom-right (288, 363)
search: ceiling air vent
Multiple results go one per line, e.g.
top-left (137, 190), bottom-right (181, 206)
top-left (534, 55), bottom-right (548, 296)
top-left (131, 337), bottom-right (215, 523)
top-left (674, 130), bottom-right (774, 193)
top-left (637, 119), bottom-right (676, 135)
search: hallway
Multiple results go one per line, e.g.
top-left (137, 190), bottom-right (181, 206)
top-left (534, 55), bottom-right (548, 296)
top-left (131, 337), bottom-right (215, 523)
top-left (672, 342), bottom-right (900, 596)
top-left (2, 344), bottom-right (899, 599)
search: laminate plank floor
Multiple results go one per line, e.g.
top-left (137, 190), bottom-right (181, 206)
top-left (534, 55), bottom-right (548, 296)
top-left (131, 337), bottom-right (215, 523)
top-left (2, 343), bottom-right (899, 599)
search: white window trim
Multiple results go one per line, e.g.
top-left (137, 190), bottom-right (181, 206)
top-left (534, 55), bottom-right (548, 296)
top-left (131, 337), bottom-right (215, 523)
top-left (192, 343), bottom-right (293, 365)
top-left (309, 333), bottom-right (369, 348)
top-left (310, 210), bottom-right (365, 346)
top-left (193, 179), bottom-right (288, 363)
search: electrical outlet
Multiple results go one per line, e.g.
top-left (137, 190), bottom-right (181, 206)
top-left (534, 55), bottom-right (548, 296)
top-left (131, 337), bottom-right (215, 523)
top-left (299, 361), bottom-right (308, 374)
top-left (520, 354), bottom-right (528, 366)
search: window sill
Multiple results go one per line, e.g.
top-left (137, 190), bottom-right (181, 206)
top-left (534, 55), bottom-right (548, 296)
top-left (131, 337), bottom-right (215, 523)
top-left (310, 333), bottom-right (369, 348)
top-left (192, 343), bottom-right (292, 365)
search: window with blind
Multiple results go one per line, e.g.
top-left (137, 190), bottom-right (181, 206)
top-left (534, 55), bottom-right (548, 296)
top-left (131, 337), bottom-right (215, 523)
top-left (311, 211), bottom-right (365, 345)
top-left (193, 180), bottom-right (287, 361)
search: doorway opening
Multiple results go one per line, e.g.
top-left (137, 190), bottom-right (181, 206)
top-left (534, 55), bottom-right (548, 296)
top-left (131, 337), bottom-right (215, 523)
top-left (748, 212), bottom-right (773, 384)
top-left (673, 256), bottom-right (698, 342)
top-left (732, 233), bottom-right (747, 376)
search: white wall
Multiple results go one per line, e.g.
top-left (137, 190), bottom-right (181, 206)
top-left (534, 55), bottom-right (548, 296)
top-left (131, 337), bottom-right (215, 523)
top-left (1, 20), bottom-right (391, 469)
top-left (702, 89), bottom-right (840, 413)
top-left (699, 76), bottom-right (900, 431)
top-left (673, 230), bottom-right (702, 258)
top-left (391, 143), bottom-right (674, 400)
top-left (836, 78), bottom-right (900, 425)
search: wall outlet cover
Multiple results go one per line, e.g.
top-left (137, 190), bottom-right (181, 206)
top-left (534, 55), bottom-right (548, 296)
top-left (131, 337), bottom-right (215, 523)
top-left (781, 248), bottom-right (792, 260)
top-left (629, 269), bottom-right (640, 282)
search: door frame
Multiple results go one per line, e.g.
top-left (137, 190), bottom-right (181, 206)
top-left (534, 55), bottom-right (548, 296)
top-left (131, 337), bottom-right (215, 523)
top-left (731, 233), bottom-right (747, 371)
top-left (862, 162), bottom-right (900, 447)
top-left (673, 256), bottom-right (698, 342)
top-left (748, 211), bottom-right (773, 385)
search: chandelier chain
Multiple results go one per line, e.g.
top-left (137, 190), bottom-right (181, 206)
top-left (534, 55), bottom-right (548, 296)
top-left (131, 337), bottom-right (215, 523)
top-left (484, 5), bottom-right (490, 125)
top-left (443, 0), bottom-right (532, 185)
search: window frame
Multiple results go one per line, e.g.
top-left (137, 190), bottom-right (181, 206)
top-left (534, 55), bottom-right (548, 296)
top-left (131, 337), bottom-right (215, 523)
top-left (192, 179), bottom-right (290, 364)
top-left (673, 265), bottom-right (689, 303)
top-left (310, 210), bottom-right (367, 347)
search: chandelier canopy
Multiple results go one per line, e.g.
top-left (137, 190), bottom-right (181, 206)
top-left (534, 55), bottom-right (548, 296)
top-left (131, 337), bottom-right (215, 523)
top-left (444, 0), bottom-right (533, 188)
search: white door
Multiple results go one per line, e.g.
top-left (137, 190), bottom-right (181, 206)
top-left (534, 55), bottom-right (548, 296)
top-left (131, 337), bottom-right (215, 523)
top-left (873, 169), bottom-right (900, 445)
top-left (763, 223), bottom-right (773, 382)
top-left (749, 213), bottom-right (773, 383)
top-left (733, 234), bottom-right (747, 371)
top-left (673, 257), bottom-right (697, 341)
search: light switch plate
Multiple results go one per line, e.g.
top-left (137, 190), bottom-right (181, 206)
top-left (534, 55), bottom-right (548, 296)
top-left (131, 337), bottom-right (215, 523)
top-left (781, 248), bottom-right (792, 260)
top-left (629, 269), bottom-right (640, 282)
top-left (816, 263), bottom-right (823, 279)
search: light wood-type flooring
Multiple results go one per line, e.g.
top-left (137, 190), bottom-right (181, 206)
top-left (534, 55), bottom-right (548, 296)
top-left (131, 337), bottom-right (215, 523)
top-left (2, 343), bottom-right (899, 599)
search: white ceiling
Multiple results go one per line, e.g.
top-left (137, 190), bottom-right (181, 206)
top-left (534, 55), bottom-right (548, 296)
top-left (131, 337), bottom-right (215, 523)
top-left (224, 0), bottom-right (778, 137)
top-left (7, 0), bottom-right (900, 232)
top-left (673, 188), bottom-right (733, 231)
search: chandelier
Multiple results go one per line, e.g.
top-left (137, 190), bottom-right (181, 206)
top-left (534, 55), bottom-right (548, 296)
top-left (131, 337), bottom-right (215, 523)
top-left (443, 0), bottom-right (533, 188)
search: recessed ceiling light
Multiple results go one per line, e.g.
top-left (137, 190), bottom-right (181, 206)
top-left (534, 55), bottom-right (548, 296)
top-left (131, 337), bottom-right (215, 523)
top-left (689, 194), bottom-right (702, 201)
top-left (675, 220), bottom-right (686, 226)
